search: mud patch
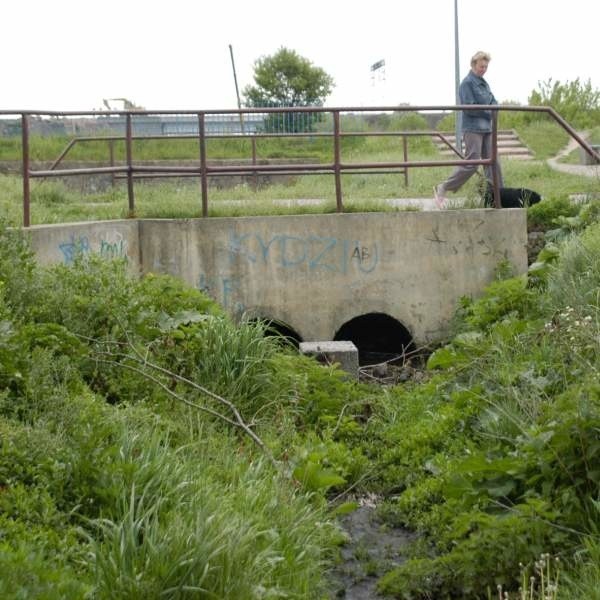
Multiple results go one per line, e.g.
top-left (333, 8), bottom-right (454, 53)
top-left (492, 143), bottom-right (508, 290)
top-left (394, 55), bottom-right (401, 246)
top-left (330, 496), bottom-right (416, 599)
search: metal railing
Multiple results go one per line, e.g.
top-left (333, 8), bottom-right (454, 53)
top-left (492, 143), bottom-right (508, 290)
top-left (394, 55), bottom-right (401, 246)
top-left (43, 130), bottom-right (464, 186)
top-left (2, 105), bottom-right (599, 227)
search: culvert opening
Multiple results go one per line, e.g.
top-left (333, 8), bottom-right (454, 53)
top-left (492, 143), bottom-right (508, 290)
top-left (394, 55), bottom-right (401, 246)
top-left (334, 312), bottom-right (415, 366)
top-left (254, 318), bottom-right (303, 349)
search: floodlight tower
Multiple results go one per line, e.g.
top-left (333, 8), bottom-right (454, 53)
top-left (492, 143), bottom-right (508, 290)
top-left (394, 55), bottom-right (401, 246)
top-left (454, 0), bottom-right (462, 152)
top-left (370, 59), bottom-right (386, 106)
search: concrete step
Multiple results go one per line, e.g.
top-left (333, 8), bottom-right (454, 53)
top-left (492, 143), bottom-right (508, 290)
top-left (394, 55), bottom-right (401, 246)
top-left (435, 129), bottom-right (533, 159)
top-left (497, 140), bottom-right (528, 147)
top-left (439, 148), bottom-right (534, 159)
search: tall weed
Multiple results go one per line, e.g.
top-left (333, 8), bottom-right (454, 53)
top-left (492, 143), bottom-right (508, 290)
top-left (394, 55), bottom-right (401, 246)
top-left (547, 222), bottom-right (600, 313)
top-left (90, 431), bottom-right (330, 599)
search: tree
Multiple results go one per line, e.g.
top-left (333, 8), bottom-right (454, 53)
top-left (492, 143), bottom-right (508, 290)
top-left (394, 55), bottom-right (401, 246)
top-left (243, 47), bottom-right (334, 132)
top-left (527, 78), bottom-right (600, 128)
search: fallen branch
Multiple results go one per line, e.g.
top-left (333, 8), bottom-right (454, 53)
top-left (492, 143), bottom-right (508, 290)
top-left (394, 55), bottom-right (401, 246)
top-left (87, 338), bottom-right (277, 468)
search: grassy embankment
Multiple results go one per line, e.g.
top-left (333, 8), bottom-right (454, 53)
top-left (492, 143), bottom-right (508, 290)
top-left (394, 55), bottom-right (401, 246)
top-left (1, 110), bottom-right (600, 598)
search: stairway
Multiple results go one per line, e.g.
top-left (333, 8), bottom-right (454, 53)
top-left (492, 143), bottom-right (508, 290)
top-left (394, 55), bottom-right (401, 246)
top-left (436, 129), bottom-right (534, 160)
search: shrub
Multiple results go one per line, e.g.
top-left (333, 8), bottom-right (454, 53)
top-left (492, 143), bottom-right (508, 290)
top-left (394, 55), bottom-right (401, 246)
top-left (545, 222), bottom-right (600, 315)
top-left (0, 515), bottom-right (91, 600)
top-left (527, 196), bottom-right (579, 232)
top-left (0, 219), bottom-right (41, 316)
top-left (528, 78), bottom-right (600, 129)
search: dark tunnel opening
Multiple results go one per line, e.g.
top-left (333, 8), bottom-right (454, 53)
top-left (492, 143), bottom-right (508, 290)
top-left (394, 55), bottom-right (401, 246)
top-left (257, 318), bottom-right (303, 349)
top-left (334, 312), bottom-right (415, 366)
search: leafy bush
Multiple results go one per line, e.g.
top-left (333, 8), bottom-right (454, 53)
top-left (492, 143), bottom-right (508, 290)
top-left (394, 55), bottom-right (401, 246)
top-left (361, 215), bottom-right (600, 597)
top-left (0, 514), bottom-right (91, 600)
top-left (378, 512), bottom-right (559, 599)
top-left (0, 219), bottom-right (41, 316)
top-left (527, 196), bottom-right (579, 232)
top-left (528, 78), bottom-right (600, 129)
top-left (452, 273), bottom-right (536, 332)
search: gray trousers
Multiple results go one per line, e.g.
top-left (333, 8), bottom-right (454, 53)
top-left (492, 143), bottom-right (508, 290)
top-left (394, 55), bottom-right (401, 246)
top-left (441, 131), bottom-right (503, 192)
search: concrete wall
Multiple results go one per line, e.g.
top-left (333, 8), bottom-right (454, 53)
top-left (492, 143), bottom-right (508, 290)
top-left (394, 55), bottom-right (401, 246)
top-left (26, 220), bottom-right (140, 270)
top-left (25, 209), bottom-right (527, 346)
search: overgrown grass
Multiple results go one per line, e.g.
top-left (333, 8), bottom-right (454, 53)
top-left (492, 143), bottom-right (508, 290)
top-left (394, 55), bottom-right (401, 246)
top-left (365, 201), bottom-right (600, 598)
top-left (2, 148), bottom-right (600, 598)
top-left (0, 228), bottom-right (345, 598)
top-left (1, 155), bottom-right (597, 226)
top-left (88, 428), bottom-right (330, 599)
top-left (1, 118), bottom-right (597, 226)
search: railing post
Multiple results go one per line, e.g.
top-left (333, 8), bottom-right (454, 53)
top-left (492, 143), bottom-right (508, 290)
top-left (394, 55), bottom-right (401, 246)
top-left (21, 114), bottom-right (30, 227)
top-left (198, 113), bottom-right (208, 217)
top-left (108, 139), bottom-right (115, 188)
top-left (333, 110), bottom-right (343, 212)
top-left (403, 134), bottom-right (409, 187)
top-left (125, 114), bottom-right (135, 217)
top-left (251, 136), bottom-right (258, 191)
top-left (491, 109), bottom-right (501, 209)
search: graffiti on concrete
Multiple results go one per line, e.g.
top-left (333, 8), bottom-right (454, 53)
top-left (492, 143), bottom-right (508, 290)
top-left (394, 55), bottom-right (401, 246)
top-left (59, 235), bottom-right (91, 264)
top-left (228, 230), bottom-right (378, 273)
top-left (58, 231), bottom-right (129, 264)
top-left (199, 273), bottom-right (245, 314)
top-left (99, 231), bottom-right (128, 260)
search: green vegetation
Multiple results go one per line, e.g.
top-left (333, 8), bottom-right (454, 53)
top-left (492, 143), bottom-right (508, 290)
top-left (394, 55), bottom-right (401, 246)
top-left (366, 200), bottom-right (600, 598)
top-left (243, 47), bottom-right (334, 133)
top-left (2, 169), bottom-right (600, 597)
top-left (528, 78), bottom-right (600, 129)
top-left (1, 79), bottom-right (600, 596)
top-left (0, 223), bottom-right (357, 598)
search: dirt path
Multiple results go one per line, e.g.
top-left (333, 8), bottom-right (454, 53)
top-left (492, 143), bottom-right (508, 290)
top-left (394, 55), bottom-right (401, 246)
top-left (546, 133), bottom-right (600, 178)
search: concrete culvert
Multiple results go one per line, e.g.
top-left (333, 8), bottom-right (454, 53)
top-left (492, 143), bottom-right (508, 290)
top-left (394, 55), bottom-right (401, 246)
top-left (258, 318), bottom-right (303, 349)
top-left (334, 312), bottom-right (415, 366)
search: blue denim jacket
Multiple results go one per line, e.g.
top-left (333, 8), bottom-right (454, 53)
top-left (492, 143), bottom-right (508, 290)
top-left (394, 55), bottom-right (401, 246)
top-left (459, 70), bottom-right (497, 133)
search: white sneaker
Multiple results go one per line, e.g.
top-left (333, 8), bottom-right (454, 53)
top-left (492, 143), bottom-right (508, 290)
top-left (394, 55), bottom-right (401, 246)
top-left (433, 185), bottom-right (447, 209)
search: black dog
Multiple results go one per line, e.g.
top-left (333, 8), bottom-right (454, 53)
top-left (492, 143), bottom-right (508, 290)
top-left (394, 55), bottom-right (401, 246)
top-left (483, 183), bottom-right (542, 208)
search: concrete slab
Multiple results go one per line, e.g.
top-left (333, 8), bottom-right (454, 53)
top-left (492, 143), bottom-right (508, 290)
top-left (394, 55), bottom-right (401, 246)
top-left (300, 340), bottom-right (359, 380)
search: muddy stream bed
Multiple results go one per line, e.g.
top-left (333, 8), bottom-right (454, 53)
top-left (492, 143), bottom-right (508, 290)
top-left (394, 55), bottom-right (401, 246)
top-left (330, 495), bottom-right (416, 598)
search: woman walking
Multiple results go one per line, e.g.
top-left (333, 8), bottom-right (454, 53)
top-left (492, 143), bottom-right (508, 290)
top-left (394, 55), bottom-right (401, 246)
top-left (434, 51), bottom-right (503, 207)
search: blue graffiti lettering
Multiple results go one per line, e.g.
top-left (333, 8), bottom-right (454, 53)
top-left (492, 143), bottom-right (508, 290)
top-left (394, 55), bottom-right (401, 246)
top-left (256, 235), bottom-right (280, 262)
top-left (59, 235), bottom-right (91, 264)
top-left (229, 232), bottom-right (256, 263)
top-left (308, 237), bottom-right (338, 272)
top-left (227, 229), bottom-right (379, 274)
top-left (99, 239), bottom-right (127, 260)
top-left (280, 236), bottom-right (308, 268)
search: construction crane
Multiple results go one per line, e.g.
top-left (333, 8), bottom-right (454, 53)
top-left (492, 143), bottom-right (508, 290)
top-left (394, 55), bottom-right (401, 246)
top-left (102, 98), bottom-right (144, 111)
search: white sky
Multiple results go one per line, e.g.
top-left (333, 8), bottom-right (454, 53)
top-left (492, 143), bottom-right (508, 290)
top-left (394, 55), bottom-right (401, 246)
top-left (2, 0), bottom-right (598, 112)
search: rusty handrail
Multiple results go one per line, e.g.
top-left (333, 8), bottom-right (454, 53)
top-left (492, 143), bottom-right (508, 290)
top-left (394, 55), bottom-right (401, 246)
top-left (21, 115), bottom-right (30, 228)
top-left (45, 130), bottom-right (450, 172)
top-left (42, 128), bottom-right (459, 196)
top-left (5, 105), bottom-right (599, 227)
